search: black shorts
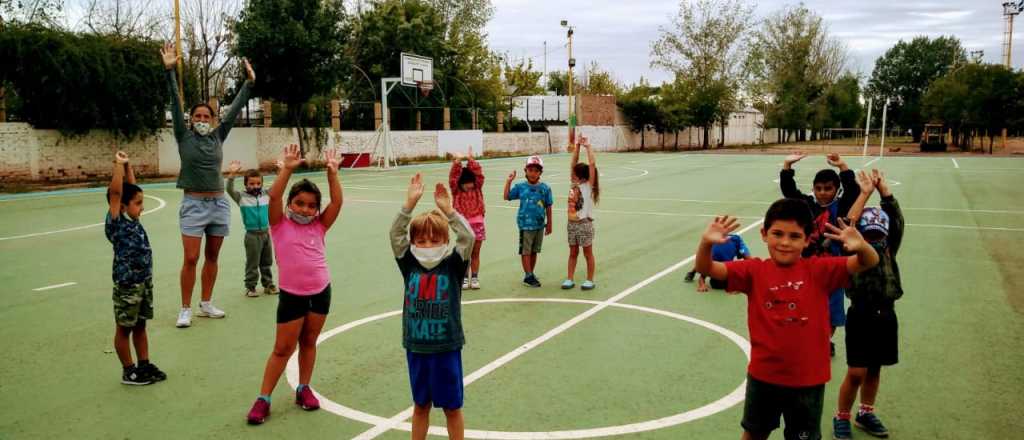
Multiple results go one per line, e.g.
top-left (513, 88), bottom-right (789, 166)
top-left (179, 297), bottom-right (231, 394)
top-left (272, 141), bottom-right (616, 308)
top-left (709, 278), bottom-right (727, 290)
top-left (276, 284), bottom-right (332, 323)
top-left (845, 305), bottom-right (899, 368)
top-left (741, 375), bottom-right (825, 440)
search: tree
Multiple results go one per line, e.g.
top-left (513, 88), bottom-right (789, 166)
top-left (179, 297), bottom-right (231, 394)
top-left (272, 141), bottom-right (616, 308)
top-left (80, 0), bottom-right (166, 40)
top-left (745, 4), bottom-right (849, 142)
top-left (658, 76), bottom-right (691, 149)
top-left (181, 0), bottom-right (242, 102)
top-left (503, 57), bottom-right (543, 96)
top-left (868, 36), bottom-right (966, 142)
top-left (651, 0), bottom-right (752, 148)
top-left (579, 61), bottom-right (621, 96)
top-left (811, 73), bottom-right (862, 132)
top-left (923, 63), bottom-right (1024, 151)
top-left (546, 70), bottom-right (568, 95)
top-left (234, 0), bottom-right (349, 152)
top-left (618, 80), bottom-right (661, 150)
top-left (1, 0), bottom-right (63, 26)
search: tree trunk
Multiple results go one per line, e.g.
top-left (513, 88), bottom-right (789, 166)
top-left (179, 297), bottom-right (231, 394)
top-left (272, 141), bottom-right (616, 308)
top-left (720, 123), bottom-right (726, 148)
top-left (640, 129), bottom-right (645, 150)
top-left (703, 125), bottom-right (710, 149)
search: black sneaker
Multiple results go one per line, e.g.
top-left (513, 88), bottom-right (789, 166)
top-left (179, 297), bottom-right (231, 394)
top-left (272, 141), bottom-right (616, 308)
top-left (523, 274), bottom-right (542, 288)
top-left (138, 362), bottom-right (167, 382)
top-left (855, 411), bottom-right (889, 438)
top-left (684, 271), bottom-right (696, 283)
top-left (121, 365), bottom-right (154, 386)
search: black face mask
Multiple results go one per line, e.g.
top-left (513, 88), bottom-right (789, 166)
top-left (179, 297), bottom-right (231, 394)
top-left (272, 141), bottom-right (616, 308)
top-left (246, 188), bottom-right (263, 197)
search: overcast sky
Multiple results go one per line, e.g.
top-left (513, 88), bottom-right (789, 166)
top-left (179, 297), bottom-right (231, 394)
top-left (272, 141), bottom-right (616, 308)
top-left (485, 0), bottom-right (1023, 86)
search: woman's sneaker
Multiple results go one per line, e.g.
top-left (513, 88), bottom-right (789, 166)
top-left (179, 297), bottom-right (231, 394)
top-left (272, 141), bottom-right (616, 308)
top-left (121, 365), bottom-right (154, 386)
top-left (469, 277), bottom-right (481, 290)
top-left (176, 308), bottom-right (192, 328)
top-left (854, 411), bottom-right (889, 438)
top-left (295, 386), bottom-right (320, 411)
top-left (198, 301), bottom-right (226, 318)
top-left (247, 398), bottom-right (270, 425)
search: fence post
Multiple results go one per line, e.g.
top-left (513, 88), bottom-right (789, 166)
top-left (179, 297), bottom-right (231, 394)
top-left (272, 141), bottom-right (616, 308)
top-left (263, 100), bottom-right (272, 127)
top-left (416, 110), bottom-right (422, 131)
top-left (331, 100), bottom-right (340, 132)
top-left (374, 102), bottom-right (382, 130)
top-left (0, 87), bottom-right (6, 122)
top-left (443, 107), bottom-right (451, 130)
top-left (472, 109), bottom-right (478, 130)
top-left (497, 111), bottom-right (505, 133)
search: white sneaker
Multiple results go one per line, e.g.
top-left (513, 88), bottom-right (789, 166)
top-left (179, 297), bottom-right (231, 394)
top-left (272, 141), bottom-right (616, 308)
top-left (176, 308), bottom-right (192, 328)
top-left (470, 277), bottom-right (481, 290)
top-left (462, 278), bottom-right (470, 289)
top-left (245, 288), bottom-right (259, 298)
top-left (198, 302), bottom-right (226, 318)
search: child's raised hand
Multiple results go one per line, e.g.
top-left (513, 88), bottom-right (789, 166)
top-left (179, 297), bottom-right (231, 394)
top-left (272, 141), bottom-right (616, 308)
top-left (702, 216), bottom-right (740, 245)
top-left (856, 169), bottom-right (874, 194)
top-left (228, 160), bottom-right (242, 174)
top-left (114, 151), bottom-right (130, 164)
top-left (507, 170), bottom-right (517, 181)
top-left (434, 182), bottom-right (454, 215)
top-left (872, 169), bottom-right (891, 196)
top-left (467, 146), bottom-right (474, 160)
top-left (242, 58), bottom-right (256, 83)
top-left (281, 144), bottom-right (304, 170)
top-left (827, 153), bottom-right (846, 168)
top-left (405, 173), bottom-right (424, 209)
top-left (824, 218), bottom-right (867, 253)
top-left (581, 135), bottom-right (591, 150)
top-left (784, 152), bottom-right (806, 165)
top-left (160, 42), bottom-right (179, 70)
top-left (324, 148), bottom-right (341, 172)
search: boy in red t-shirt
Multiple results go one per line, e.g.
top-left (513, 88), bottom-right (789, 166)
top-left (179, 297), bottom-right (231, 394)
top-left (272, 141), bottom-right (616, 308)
top-left (694, 198), bottom-right (879, 440)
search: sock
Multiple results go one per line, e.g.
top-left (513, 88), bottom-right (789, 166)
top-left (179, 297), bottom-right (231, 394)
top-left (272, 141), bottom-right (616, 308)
top-left (836, 410), bottom-right (851, 420)
top-left (296, 384), bottom-right (308, 393)
top-left (472, 272), bottom-right (478, 278)
top-left (200, 301), bottom-right (210, 307)
top-left (258, 395), bottom-right (271, 404)
top-left (138, 359), bottom-right (150, 367)
top-left (858, 404), bottom-right (875, 415)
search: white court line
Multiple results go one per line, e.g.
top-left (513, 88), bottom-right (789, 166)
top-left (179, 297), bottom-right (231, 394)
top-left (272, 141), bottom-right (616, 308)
top-left (952, 158), bottom-right (960, 169)
top-left (351, 219), bottom-right (766, 440)
top-left (0, 194), bottom-right (167, 241)
top-left (33, 282), bottom-right (77, 291)
top-left (908, 223), bottom-right (1024, 232)
top-left (861, 157), bottom-right (881, 168)
top-left (600, 196), bottom-right (1024, 215)
top-left (346, 198), bottom-right (764, 221)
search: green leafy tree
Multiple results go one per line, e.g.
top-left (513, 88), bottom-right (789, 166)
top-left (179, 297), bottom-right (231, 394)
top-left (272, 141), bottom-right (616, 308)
top-left (503, 57), bottom-right (543, 96)
top-left (618, 80), bottom-right (661, 150)
top-left (867, 36), bottom-right (966, 141)
top-left (923, 63), bottom-right (1023, 150)
top-left (234, 0), bottom-right (350, 152)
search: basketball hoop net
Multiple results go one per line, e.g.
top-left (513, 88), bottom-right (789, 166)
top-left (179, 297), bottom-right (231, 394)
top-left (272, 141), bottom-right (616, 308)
top-left (416, 80), bottom-right (434, 98)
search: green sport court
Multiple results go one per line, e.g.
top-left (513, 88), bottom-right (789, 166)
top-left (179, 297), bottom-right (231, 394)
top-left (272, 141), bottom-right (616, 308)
top-left (1, 152), bottom-right (1021, 439)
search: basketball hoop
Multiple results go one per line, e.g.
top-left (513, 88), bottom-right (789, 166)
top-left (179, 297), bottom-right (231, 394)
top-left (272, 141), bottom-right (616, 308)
top-left (416, 80), bottom-right (434, 98)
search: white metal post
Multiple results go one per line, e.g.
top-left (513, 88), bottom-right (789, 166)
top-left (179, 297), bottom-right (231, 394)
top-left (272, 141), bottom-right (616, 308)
top-left (862, 98), bottom-right (873, 158)
top-left (380, 77), bottom-right (401, 169)
top-left (879, 98), bottom-right (889, 159)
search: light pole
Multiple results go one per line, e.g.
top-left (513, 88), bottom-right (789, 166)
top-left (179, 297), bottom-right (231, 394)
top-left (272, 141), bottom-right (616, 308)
top-left (561, 20), bottom-right (576, 145)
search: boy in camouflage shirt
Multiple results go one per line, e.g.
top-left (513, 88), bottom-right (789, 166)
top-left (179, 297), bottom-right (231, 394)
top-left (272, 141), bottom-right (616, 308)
top-left (105, 151), bottom-right (166, 386)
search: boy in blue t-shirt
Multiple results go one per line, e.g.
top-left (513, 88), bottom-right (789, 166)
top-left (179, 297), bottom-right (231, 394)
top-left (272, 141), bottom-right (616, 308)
top-left (105, 151), bottom-right (166, 386)
top-left (503, 155), bottom-right (554, 287)
top-left (685, 233), bottom-right (751, 291)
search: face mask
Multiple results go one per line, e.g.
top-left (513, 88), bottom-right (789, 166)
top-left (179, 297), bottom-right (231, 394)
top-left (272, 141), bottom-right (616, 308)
top-left (246, 187), bottom-right (263, 197)
top-left (287, 209), bottom-right (315, 225)
top-left (410, 244), bottom-right (450, 270)
top-left (193, 121), bottom-right (213, 136)
top-left (869, 239), bottom-right (888, 252)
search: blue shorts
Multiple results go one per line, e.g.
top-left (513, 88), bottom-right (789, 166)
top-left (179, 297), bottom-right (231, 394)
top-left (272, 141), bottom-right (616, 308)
top-left (179, 194), bottom-right (231, 237)
top-left (406, 350), bottom-right (464, 410)
top-left (829, 289), bottom-right (846, 327)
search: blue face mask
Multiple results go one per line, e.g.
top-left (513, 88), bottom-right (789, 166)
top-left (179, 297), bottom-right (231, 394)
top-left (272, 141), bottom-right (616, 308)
top-left (246, 187), bottom-right (263, 197)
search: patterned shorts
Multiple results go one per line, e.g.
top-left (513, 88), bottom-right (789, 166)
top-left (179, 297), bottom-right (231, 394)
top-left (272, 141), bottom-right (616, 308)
top-left (567, 219), bottom-right (594, 247)
top-left (113, 279), bottom-right (154, 327)
top-left (470, 221), bottom-right (486, 242)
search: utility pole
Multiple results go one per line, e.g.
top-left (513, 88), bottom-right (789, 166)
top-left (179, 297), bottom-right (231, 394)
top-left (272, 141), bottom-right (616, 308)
top-left (543, 41), bottom-right (547, 90)
top-left (561, 20), bottom-right (576, 145)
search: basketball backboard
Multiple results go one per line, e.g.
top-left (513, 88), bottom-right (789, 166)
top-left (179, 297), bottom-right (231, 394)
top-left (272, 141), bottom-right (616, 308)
top-left (400, 52), bottom-right (433, 87)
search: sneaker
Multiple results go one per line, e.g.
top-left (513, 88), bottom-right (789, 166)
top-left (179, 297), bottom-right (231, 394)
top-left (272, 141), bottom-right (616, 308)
top-left (523, 274), bottom-right (542, 288)
top-left (137, 362), bottom-right (167, 382)
top-left (245, 288), bottom-right (259, 298)
top-left (463, 277), bottom-right (471, 289)
top-left (121, 365), bottom-right (154, 386)
top-left (561, 279), bottom-right (575, 289)
top-left (833, 417), bottom-right (853, 440)
top-left (469, 277), bottom-right (481, 290)
top-left (295, 386), bottom-right (320, 411)
top-left (176, 308), bottom-right (192, 328)
top-left (854, 411), bottom-right (889, 438)
top-left (247, 398), bottom-right (271, 425)
top-left (198, 302), bottom-right (226, 318)
top-left (264, 285), bottom-right (279, 295)
top-left (684, 271), bottom-right (696, 283)
top-left (581, 280), bottom-right (596, 290)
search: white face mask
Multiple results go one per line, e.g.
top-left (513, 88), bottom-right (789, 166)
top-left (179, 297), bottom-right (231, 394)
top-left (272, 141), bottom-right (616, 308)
top-left (193, 121), bottom-right (213, 136)
top-left (287, 209), bottom-right (315, 225)
top-left (410, 244), bottom-right (450, 270)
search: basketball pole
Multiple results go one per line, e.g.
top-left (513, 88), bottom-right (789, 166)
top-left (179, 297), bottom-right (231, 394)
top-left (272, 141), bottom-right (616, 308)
top-left (879, 98), bottom-right (889, 159)
top-left (380, 77), bottom-right (401, 169)
top-left (862, 98), bottom-right (873, 158)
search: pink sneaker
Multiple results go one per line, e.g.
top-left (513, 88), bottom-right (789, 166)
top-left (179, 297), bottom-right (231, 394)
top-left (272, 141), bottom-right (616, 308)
top-left (247, 398), bottom-right (270, 425)
top-left (295, 386), bottom-right (320, 411)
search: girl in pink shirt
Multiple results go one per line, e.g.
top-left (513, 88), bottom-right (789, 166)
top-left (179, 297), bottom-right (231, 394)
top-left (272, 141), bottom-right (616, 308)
top-left (247, 144), bottom-right (344, 425)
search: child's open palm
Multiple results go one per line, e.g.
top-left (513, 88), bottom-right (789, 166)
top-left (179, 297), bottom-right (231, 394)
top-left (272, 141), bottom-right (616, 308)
top-left (281, 144), bottom-right (304, 170)
top-left (702, 216), bottom-right (740, 245)
top-left (160, 42), bottom-right (179, 70)
top-left (784, 152), bottom-right (807, 165)
top-left (324, 148), bottom-right (342, 171)
top-left (824, 219), bottom-right (867, 253)
top-left (856, 169), bottom-right (874, 194)
top-left (872, 169), bottom-right (890, 196)
top-left (228, 160), bottom-right (242, 175)
top-left (434, 183), bottom-right (453, 215)
top-left (406, 173), bottom-right (424, 209)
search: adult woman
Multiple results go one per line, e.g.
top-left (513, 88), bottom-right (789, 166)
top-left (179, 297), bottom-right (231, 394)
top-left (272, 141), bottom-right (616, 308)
top-left (161, 43), bottom-right (257, 327)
